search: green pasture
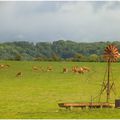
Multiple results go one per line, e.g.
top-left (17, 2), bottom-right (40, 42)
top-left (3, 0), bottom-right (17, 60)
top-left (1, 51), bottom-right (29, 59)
top-left (0, 61), bottom-right (120, 118)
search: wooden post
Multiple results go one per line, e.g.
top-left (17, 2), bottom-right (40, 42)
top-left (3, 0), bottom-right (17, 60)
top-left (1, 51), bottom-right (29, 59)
top-left (107, 60), bottom-right (110, 103)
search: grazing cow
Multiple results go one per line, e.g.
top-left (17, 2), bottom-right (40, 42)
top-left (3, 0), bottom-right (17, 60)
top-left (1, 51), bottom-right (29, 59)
top-left (72, 66), bottom-right (76, 72)
top-left (5, 64), bottom-right (10, 67)
top-left (78, 67), bottom-right (84, 74)
top-left (16, 72), bottom-right (22, 77)
top-left (72, 66), bottom-right (79, 73)
top-left (47, 66), bottom-right (52, 71)
top-left (0, 64), bottom-right (10, 69)
top-left (82, 67), bottom-right (90, 72)
top-left (63, 67), bottom-right (68, 73)
top-left (72, 66), bottom-right (90, 74)
top-left (0, 64), bottom-right (5, 68)
top-left (32, 66), bottom-right (39, 71)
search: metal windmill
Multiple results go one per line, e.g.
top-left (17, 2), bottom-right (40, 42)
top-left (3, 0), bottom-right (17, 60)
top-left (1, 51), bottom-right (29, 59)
top-left (99, 44), bottom-right (120, 103)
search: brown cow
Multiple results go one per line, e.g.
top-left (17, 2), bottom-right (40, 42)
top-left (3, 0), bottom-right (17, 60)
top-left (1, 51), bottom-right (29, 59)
top-left (82, 66), bottom-right (90, 72)
top-left (47, 66), bottom-right (52, 71)
top-left (72, 66), bottom-right (79, 73)
top-left (32, 66), bottom-right (39, 71)
top-left (78, 67), bottom-right (84, 74)
top-left (0, 64), bottom-right (5, 68)
top-left (0, 64), bottom-right (10, 69)
top-left (16, 72), bottom-right (22, 77)
top-left (5, 64), bottom-right (10, 67)
top-left (63, 67), bottom-right (68, 73)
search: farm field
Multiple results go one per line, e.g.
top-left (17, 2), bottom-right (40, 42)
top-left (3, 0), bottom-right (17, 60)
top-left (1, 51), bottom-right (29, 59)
top-left (0, 61), bottom-right (120, 118)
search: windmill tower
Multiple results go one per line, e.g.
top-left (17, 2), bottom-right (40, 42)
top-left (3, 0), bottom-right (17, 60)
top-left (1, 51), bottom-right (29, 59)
top-left (99, 44), bottom-right (120, 103)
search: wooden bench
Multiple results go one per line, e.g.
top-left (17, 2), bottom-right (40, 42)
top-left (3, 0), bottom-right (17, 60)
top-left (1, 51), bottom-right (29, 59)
top-left (58, 102), bottom-right (114, 110)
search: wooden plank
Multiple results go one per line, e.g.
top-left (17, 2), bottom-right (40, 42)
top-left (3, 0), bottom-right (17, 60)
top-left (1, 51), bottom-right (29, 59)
top-left (58, 102), bottom-right (114, 108)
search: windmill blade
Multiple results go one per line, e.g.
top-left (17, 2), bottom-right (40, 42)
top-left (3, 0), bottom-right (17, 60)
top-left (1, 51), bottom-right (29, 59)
top-left (104, 44), bottom-right (120, 62)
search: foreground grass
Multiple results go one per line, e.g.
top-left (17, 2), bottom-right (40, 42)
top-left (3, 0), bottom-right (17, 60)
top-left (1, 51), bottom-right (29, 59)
top-left (0, 61), bottom-right (120, 118)
top-left (1, 109), bottom-right (120, 118)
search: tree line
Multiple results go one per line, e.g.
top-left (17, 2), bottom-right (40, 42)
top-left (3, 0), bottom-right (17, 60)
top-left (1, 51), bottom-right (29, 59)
top-left (0, 40), bottom-right (120, 62)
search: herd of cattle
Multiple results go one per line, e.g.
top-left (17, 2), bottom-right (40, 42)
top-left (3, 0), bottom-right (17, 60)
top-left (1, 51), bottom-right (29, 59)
top-left (0, 64), bottom-right (90, 77)
top-left (63, 66), bottom-right (90, 74)
top-left (33, 65), bottom-right (90, 74)
top-left (0, 64), bottom-right (10, 68)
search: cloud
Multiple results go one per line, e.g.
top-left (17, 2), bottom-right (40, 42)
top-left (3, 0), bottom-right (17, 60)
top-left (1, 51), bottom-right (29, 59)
top-left (0, 1), bottom-right (120, 42)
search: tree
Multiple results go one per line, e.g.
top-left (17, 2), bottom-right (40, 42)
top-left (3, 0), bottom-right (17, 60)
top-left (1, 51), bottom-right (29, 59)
top-left (15, 53), bottom-right (22, 61)
top-left (51, 53), bottom-right (60, 61)
top-left (73, 53), bottom-right (85, 62)
top-left (89, 54), bottom-right (99, 62)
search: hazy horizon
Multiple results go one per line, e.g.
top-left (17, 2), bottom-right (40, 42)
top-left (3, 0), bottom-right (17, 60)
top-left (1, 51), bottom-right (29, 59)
top-left (0, 1), bottom-right (120, 43)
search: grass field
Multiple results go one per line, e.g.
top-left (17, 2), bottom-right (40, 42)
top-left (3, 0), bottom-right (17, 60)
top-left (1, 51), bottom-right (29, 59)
top-left (0, 61), bottom-right (120, 118)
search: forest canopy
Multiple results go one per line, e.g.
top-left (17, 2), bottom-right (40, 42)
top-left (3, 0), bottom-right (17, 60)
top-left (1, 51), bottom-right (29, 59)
top-left (0, 40), bottom-right (120, 62)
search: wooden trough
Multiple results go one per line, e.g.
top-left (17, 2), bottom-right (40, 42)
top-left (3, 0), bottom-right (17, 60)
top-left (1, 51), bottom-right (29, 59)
top-left (58, 102), bottom-right (114, 109)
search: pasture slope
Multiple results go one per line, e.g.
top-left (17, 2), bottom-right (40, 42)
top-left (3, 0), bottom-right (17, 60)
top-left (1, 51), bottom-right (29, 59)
top-left (0, 61), bottom-right (120, 118)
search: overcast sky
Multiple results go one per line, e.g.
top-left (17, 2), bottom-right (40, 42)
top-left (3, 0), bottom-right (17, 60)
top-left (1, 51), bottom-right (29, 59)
top-left (0, 1), bottom-right (120, 43)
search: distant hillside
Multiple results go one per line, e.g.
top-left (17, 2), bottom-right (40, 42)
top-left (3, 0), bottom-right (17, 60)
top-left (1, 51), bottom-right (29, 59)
top-left (0, 40), bottom-right (120, 61)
